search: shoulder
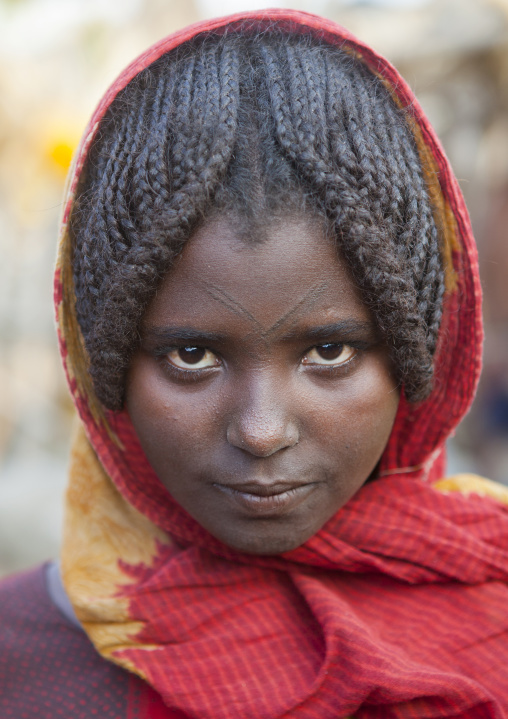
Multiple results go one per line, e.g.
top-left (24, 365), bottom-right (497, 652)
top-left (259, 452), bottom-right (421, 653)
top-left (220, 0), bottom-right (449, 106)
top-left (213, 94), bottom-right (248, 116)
top-left (0, 564), bottom-right (133, 718)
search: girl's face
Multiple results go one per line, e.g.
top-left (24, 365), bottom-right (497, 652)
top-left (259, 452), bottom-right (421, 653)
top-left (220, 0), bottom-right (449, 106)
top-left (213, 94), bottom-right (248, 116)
top-left (126, 214), bottom-right (400, 554)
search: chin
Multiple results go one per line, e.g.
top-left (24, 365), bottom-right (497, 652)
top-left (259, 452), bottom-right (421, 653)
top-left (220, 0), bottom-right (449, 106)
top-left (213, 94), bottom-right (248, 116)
top-left (217, 523), bottom-right (317, 556)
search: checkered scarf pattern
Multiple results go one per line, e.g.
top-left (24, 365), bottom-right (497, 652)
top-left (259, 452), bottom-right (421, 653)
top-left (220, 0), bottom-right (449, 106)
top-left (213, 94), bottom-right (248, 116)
top-left (54, 11), bottom-right (508, 719)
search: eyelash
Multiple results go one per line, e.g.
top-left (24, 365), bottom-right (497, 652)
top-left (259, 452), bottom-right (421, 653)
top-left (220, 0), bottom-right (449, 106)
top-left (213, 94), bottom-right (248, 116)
top-left (155, 342), bottom-right (368, 382)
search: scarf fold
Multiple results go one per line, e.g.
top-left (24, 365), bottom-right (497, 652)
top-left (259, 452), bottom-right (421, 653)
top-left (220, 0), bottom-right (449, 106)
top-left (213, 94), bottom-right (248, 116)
top-left (55, 10), bottom-right (508, 719)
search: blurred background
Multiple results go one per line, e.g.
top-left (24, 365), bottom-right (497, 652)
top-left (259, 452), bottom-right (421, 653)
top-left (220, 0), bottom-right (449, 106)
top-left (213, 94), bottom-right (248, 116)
top-left (1, 0), bottom-right (507, 576)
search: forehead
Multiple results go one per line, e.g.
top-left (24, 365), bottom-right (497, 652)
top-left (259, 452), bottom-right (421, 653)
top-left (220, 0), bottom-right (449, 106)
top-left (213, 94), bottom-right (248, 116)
top-left (143, 214), bottom-right (371, 329)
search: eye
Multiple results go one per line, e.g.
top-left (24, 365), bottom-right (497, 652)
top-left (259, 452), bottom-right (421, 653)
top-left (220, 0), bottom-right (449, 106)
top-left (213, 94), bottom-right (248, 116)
top-left (302, 343), bottom-right (356, 366)
top-left (166, 346), bottom-right (220, 370)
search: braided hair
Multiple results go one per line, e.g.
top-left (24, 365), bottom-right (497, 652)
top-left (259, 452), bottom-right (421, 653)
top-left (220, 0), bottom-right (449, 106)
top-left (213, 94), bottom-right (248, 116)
top-left (71, 30), bottom-right (445, 410)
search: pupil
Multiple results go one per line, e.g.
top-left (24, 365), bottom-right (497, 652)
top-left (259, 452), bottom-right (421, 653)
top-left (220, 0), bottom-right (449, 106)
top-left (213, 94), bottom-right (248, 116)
top-left (317, 343), bottom-right (343, 360)
top-left (179, 347), bottom-right (205, 364)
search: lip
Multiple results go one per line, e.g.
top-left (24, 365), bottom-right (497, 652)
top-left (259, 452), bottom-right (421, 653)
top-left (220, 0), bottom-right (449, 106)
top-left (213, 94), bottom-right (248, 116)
top-left (212, 482), bottom-right (317, 516)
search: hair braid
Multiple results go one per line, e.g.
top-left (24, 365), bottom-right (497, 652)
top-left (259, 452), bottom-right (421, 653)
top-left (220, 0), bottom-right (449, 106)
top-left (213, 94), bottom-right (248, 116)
top-left (110, 91), bottom-right (151, 253)
top-left (72, 111), bottom-right (131, 337)
top-left (378, 102), bottom-right (445, 354)
top-left (104, 111), bottom-right (138, 259)
top-left (127, 73), bottom-right (172, 228)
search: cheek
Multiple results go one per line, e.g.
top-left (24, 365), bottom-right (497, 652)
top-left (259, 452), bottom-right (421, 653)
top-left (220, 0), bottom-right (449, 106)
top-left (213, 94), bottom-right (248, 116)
top-left (308, 361), bottom-right (399, 477)
top-left (125, 359), bottom-right (219, 467)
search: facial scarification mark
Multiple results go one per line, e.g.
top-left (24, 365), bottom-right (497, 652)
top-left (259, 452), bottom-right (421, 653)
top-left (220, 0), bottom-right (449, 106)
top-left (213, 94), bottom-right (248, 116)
top-left (203, 283), bottom-right (270, 355)
top-left (261, 282), bottom-right (329, 340)
top-left (203, 284), bottom-right (263, 329)
top-left (203, 281), bottom-right (331, 353)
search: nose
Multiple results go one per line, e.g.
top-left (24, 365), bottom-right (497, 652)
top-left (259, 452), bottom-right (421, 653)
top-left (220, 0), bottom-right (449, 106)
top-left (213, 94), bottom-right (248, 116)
top-left (226, 379), bottom-right (299, 457)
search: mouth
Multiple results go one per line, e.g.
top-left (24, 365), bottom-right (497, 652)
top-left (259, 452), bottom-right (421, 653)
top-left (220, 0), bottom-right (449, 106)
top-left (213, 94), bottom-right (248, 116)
top-left (212, 481), bottom-right (317, 516)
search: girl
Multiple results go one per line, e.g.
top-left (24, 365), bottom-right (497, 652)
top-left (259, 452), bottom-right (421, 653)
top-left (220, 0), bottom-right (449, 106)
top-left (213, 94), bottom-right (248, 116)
top-left (2, 9), bottom-right (508, 719)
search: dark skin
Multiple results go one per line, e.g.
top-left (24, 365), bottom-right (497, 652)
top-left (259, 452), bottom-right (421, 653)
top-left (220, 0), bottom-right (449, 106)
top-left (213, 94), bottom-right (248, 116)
top-left (126, 214), bottom-right (400, 555)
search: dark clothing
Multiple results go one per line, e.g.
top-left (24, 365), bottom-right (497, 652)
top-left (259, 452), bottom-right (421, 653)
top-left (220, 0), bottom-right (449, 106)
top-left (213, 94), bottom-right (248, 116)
top-left (0, 565), bottom-right (178, 718)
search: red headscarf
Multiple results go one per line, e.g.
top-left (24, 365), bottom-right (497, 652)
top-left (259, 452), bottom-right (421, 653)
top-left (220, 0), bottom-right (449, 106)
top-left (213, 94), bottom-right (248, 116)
top-left (55, 10), bottom-right (508, 719)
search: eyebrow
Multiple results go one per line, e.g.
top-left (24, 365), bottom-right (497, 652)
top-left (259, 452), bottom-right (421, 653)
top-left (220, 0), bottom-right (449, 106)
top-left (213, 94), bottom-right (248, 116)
top-left (140, 326), bottom-right (228, 347)
top-left (141, 320), bottom-right (377, 347)
top-left (281, 320), bottom-right (378, 343)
